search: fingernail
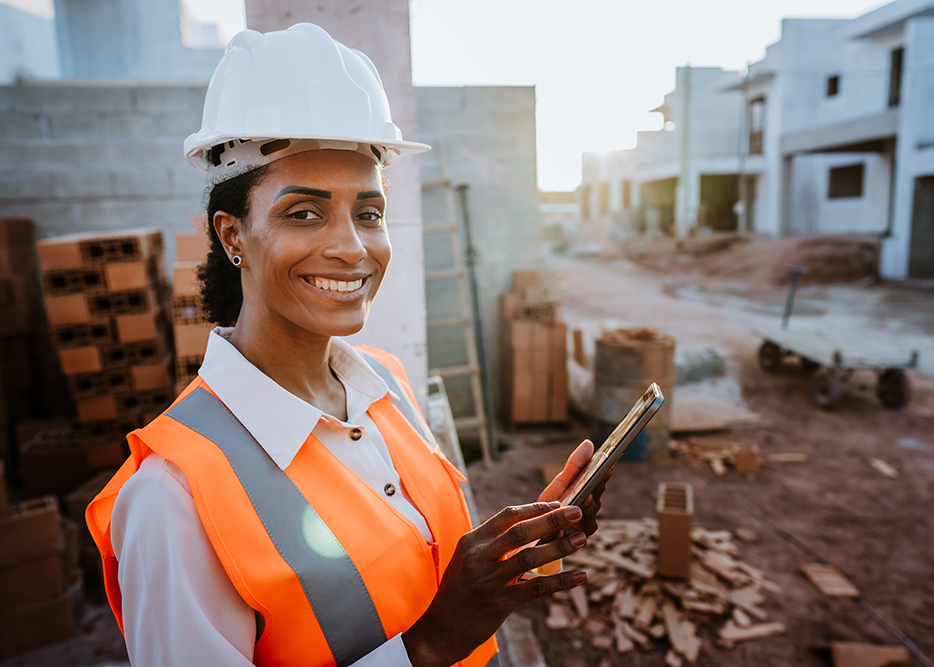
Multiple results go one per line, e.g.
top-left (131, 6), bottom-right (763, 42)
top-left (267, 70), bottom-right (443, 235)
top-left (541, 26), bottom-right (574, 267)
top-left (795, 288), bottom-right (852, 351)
top-left (572, 571), bottom-right (587, 584)
top-left (570, 532), bottom-right (586, 547)
top-left (565, 506), bottom-right (582, 521)
top-left (547, 501), bottom-right (561, 509)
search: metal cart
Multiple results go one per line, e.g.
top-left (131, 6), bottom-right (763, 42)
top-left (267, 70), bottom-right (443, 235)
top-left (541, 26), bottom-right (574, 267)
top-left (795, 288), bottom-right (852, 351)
top-left (754, 267), bottom-right (919, 410)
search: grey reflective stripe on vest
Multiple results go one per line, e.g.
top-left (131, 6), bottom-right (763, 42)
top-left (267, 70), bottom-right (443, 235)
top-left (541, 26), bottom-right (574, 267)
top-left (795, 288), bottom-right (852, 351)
top-left (166, 388), bottom-right (386, 666)
top-left (486, 653), bottom-right (501, 667)
top-left (358, 352), bottom-right (436, 447)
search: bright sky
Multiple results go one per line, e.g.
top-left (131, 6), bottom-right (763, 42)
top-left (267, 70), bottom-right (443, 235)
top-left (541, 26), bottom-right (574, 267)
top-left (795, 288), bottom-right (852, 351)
top-left (184, 0), bottom-right (890, 191)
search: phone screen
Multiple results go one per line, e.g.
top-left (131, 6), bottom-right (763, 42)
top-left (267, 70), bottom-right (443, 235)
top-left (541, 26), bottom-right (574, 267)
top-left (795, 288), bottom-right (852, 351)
top-left (557, 384), bottom-right (663, 506)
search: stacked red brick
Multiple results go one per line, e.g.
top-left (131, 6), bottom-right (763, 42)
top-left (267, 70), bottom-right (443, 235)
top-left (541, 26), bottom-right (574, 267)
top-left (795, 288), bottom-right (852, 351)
top-left (0, 469), bottom-right (78, 658)
top-left (171, 222), bottom-right (212, 394)
top-left (35, 228), bottom-right (174, 469)
top-left (499, 270), bottom-right (569, 424)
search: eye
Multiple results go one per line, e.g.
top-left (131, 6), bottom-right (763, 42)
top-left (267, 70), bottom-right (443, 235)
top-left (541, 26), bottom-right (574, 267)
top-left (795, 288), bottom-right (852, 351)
top-left (357, 209), bottom-right (385, 224)
top-left (287, 208), bottom-right (321, 221)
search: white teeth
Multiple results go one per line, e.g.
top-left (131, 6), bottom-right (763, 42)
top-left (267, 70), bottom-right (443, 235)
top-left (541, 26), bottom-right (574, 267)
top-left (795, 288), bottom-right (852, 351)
top-left (309, 277), bottom-right (364, 292)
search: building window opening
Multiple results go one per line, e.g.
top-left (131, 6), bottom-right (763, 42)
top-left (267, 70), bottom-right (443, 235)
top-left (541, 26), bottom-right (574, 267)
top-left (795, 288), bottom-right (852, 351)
top-left (828, 164), bottom-right (864, 199)
top-left (826, 75), bottom-right (840, 97)
top-left (749, 97), bottom-right (765, 155)
top-left (889, 47), bottom-right (904, 108)
top-left (622, 180), bottom-right (632, 209)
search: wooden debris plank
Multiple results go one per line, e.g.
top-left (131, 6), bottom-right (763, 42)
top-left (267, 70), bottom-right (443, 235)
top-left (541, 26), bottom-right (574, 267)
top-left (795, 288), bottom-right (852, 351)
top-left (732, 608), bottom-right (752, 628)
top-left (702, 551), bottom-right (749, 586)
top-left (730, 586), bottom-right (769, 621)
top-left (583, 618), bottom-right (607, 635)
top-left (568, 584), bottom-right (590, 619)
top-left (649, 623), bottom-right (667, 639)
top-left (614, 586), bottom-right (638, 619)
top-left (545, 603), bottom-right (575, 630)
top-left (690, 562), bottom-right (731, 600)
top-left (661, 601), bottom-right (702, 663)
top-left (633, 596), bottom-right (657, 630)
top-left (618, 620), bottom-right (652, 650)
top-left (683, 598), bottom-right (728, 615)
top-left (767, 453), bottom-right (808, 463)
top-left (801, 563), bottom-right (860, 597)
top-left (829, 642), bottom-right (909, 667)
top-left (666, 649), bottom-right (684, 667)
top-left (868, 458), bottom-right (898, 479)
top-left (599, 551), bottom-right (656, 579)
top-left (718, 620), bottom-right (786, 649)
top-left (612, 621), bottom-right (635, 654)
top-left (565, 551), bottom-right (610, 569)
top-left (591, 634), bottom-right (614, 649)
top-left (710, 458), bottom-right (727, 476)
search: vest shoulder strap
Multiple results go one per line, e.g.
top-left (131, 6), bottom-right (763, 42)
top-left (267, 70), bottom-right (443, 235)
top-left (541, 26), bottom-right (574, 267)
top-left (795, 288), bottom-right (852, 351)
top-left (356, 349), bottom-right (436, 448)
top-left (166, 387), bottom-right (386, 667)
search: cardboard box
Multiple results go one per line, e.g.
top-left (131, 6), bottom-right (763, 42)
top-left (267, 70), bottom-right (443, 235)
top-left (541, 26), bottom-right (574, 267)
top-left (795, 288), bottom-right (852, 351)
top-left (0, 592), bottom-right (73, 658)
top-left (131, 357), bottom-right (172, 391)
top-left (0, 553), bottom-right (63, 611)
top-left (115, 309), bottom-right (162, 343)
top-left (104, 260), bottom-right (151, 292)
top-left (658, 482), bottom-right (693, 579)
top-left (175, 232), bottom-right (209, 263)
top-left (174, 323), bottom-right (212, 357)
top-left (76, 395), bottom-right (119, 424)
top-left (0, 497), bottom-right (63, 569)
top-left (44, 294), bottom-right (90, 326)
top-left (58, 346), bottom-right (103, 376)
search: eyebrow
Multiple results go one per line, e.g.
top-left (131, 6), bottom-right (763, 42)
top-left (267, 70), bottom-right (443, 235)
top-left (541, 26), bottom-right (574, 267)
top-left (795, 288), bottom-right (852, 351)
top-left (273, 186), bottom-right (385, 202)
top-left (274, 186), bottom-right (330, 201)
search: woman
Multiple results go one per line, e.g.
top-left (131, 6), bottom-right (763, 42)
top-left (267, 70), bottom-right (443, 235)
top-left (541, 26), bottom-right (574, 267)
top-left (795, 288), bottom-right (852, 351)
top-left (88, 23), bottom-right (608, 667)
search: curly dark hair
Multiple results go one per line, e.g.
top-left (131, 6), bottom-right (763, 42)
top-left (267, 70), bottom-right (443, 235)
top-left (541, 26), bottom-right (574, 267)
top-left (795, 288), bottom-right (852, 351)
top-left (197, 166), bottom-right (269, 326)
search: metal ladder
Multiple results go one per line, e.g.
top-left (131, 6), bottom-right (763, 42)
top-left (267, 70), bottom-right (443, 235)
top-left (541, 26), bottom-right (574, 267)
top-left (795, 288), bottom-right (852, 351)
top-left (422, 177), bottom-right (493, 467)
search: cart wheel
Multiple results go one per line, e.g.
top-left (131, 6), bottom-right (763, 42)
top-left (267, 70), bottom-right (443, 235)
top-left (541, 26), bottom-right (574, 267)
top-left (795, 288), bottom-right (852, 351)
top-left (800, 357), bottom-right (820, 373)
top-left (758, 341), bottom-right (782, 373)
top-left (877, 369), bottom-right (910, 409)
top-left (811, 368), bottom-right (843, 410)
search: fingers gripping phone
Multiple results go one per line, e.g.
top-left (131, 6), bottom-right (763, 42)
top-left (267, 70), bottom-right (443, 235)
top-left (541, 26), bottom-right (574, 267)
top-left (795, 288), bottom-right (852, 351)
top-left (538, 383), bottom-right (665, 546)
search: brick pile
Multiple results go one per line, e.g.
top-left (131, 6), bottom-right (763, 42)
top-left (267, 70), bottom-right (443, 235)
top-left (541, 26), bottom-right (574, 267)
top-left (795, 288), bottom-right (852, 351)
top-left (34, 228), bottom-right (175, 475)
top-left (171, 219), bottom-right (212, 395)
top-left (0, 468), bottom-right (78, 658)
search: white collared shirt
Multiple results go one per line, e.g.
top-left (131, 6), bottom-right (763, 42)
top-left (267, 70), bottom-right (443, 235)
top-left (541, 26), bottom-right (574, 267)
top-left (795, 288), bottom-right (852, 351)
top-left (110, 329), bottom-right (424, 666)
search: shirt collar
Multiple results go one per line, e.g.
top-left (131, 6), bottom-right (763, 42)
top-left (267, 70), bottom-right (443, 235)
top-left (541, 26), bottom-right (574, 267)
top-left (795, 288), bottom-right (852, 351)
top-left (197, 328), bottom-right (391, 471)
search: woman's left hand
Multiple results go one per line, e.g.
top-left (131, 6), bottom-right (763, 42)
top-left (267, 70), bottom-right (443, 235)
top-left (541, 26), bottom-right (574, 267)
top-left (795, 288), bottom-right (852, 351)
top-left (538, 440), bottom-right (611, 538)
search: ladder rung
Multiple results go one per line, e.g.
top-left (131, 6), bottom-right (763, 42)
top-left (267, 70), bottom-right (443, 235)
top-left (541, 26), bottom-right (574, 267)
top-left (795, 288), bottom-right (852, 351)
top-left (427, 317), bottom-right (472, 329)
top-left (425, 268), bottom-right (466, 281)
top-left (454, 416), bottom-right (486, 431)
top-left (421, 178), bottom-right (452, 189)
top-left (423, 224), bottom-right (458, 234)
top-left (435, 364), bottom-right (479, 378)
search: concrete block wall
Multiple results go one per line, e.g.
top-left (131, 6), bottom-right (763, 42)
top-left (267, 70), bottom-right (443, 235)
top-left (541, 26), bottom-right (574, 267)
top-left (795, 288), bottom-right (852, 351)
top-left (416, 86), bottom-right (541, 424)
top-left (0, 80), bottom-right (209, 267)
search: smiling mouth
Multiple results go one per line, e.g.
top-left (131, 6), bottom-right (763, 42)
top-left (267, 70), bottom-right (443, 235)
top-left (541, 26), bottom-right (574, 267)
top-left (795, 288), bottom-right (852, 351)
top-left (301, 276), bottom-right (366, 293)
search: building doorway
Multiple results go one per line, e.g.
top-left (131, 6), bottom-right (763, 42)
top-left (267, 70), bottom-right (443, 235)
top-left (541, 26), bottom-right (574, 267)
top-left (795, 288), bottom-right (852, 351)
top-left (699, 174), bottom-right (740, 231)
top-left (909, 175), bottom-right (934, 279)
top-left (639, 178), bottom-right (677, 235)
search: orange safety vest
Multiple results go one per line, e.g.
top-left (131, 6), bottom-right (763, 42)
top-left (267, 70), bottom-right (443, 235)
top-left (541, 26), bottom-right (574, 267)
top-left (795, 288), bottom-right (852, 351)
top-left (87, 345), bottom-right (498, 667)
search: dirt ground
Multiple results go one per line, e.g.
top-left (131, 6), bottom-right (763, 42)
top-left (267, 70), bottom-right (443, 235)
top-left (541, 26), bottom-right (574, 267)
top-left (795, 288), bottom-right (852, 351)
top-left (469, 246), bottom-right (934, 666)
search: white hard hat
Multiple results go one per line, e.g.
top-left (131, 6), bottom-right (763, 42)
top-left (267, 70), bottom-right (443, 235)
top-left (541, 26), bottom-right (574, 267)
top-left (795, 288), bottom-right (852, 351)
top-left (184, 23), bottom-right (430, 180)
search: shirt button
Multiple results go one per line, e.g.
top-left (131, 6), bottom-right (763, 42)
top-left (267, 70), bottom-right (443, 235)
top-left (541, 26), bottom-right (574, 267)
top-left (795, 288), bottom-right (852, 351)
top-left (384, 483), bottom-right (396, 497)
top-left (349, 428), bottom-right (362, 441)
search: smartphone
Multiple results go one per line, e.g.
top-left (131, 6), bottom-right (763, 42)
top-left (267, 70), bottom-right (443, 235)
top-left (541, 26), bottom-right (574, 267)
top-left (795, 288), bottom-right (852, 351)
top-left (538, 383), bottom-right (665, 545)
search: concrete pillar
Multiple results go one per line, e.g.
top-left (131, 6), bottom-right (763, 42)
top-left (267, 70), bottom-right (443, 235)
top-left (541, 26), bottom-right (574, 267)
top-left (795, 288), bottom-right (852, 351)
top-left (882, 16), bottom-right (934, 279)
top-left (244, 0), bottom-right (428, 400)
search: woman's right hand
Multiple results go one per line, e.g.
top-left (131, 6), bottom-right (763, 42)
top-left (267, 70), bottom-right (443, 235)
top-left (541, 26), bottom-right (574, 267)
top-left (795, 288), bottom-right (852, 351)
top-left (401, 501), bottom-right (589, 667)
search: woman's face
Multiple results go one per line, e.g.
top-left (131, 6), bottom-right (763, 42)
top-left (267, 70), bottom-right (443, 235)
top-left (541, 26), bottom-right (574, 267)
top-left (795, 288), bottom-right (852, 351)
top-left (230, 149), bottom-right (390, 338)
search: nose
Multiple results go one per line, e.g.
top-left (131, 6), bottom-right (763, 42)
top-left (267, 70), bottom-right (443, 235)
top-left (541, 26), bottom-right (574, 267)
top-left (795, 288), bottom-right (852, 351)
top-left (322, 213), bottom-right (367, 264)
